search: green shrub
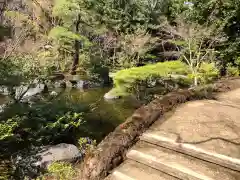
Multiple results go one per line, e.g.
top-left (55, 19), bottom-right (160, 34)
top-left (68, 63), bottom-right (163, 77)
top-left (198, 62), bottom-right (219, 84)
top-left (0, 97), bottom-right (89, 157)
top-left (48, 162), bottom-right (76, 180)
top-left (0, 119), bottom-right (18, 140)
top-left (226, 64), bottom-right (239, 77)
top-left (38, 162), bottom-right (76, 180)
top-left (111, 61), bottom-right (191, 96)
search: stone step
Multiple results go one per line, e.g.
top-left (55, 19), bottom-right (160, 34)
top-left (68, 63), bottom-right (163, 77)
top-left (140, 99), bottom-right (240, 172)
top-left (127, 141), bottom-right (240, 180)
top-left (141, 129), bottom-right (240, 172)
top-left (106, 160), bottom-right (179, 180)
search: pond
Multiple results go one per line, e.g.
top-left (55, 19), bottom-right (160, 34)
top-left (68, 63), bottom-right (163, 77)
top-left (63, 87), bottom-right (141, 123)
top-left (0, 94), bottom-right (8, 104)
top-left (57, 87), bottom-right (142, 141)
top-left (0, 87), bottom-right (143, 179)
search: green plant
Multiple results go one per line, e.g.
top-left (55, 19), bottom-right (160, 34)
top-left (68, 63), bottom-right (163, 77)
top-left (0, 119), bottom-right (18, 140)
top-left (47, 162), bottom-right (76, 180)
top-left (197, 62), bottom-right (219, 84)
top-left (78, 137), bottom-right (96, 152)
top-left (111, 60), bottom-right (190, 97)
top-left (226, 64), bottom-right (239, 77)
top-left (166, 17), bottom-right (224, 86)
top-left (0, 96), bottom-right (89, 155)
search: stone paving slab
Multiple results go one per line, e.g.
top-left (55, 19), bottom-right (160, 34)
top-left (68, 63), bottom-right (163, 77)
top-left (216, 88), bottom-right (240, 105)
top-left (106, 160), bottom-right (179, 180)
top-left (141, 98), bottom-right (240, 171)
top-left (128, 141), bottom-right (240, 180)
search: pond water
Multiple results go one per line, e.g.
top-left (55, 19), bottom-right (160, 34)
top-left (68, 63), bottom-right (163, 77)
top-left (0, 87), bottom-right (142, 143)
top-left (0, 94), bottom-right (8, 104)
top-left (63, 87), bottom-right (141, 123)
top-left (0, 87), bottom-right (143, 179)
top-left (58, 87), bottom-right (142, 141)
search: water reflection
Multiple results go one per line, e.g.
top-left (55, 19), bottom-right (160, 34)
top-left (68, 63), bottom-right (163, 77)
top-left (61, 87), bottom-right (142, 125)
top-left (0, 94), bottom-right (8, 105)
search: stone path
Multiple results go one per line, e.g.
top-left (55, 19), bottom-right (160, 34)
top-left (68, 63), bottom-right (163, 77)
top-left (106, 88), bottom-right (240, 180)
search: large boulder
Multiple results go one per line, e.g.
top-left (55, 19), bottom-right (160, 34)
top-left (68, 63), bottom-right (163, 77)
top-left (32, 143), bottom-right (82, 168)
top-left (13, 144), bottom-right (82, 178)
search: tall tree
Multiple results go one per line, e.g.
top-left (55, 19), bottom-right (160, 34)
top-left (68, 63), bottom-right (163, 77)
top-left (51, 0), bottom-right (102, 74)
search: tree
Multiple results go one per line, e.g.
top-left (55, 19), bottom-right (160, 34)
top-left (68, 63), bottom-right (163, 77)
top-left (166, 18), bottom-right (224, 86)
top-left (112, 29), bottom-right (157, 68)
top-left (51, 0), bottom-right (100, 75)
top-left (169, 0), bottom-right (240, 75)
top-left (93, 0), bottom-right (169, 33)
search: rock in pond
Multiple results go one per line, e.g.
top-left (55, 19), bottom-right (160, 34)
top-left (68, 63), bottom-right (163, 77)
top-left (13, 144), bottom-right (82, 178)
top-left (50, 91), bottom-right (58, 96)
top-left (0, 103), bottom-right (7, 113)
top-left (104, 90), bottom-right (120, 100)
top-left (54, 80), bottom-right (66, 88)
top-left (0, 86), bottom-right (10, 95)
top-left (67, 75), bottom-right (104, 89)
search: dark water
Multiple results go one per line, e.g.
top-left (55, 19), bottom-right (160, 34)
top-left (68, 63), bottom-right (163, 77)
top-left (0, 87), bottom-right (142, 179)
top-left (0, 87), bottom-right (142, 145)
top-left (0, 94), bottom-right (8, 105)
top-left (63, 87), bottom-right (141, 122)
top-left (57, 87), bottom-right (142, 141)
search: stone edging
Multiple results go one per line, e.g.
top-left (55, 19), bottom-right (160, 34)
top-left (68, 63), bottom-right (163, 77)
top-left (81, 78), bottom-right (240, 180)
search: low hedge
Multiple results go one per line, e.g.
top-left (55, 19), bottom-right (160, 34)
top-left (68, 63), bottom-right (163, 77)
top-left (109, 61), bottom-right (219, 98)
top-left (112, 60), bottom-right (190, 96)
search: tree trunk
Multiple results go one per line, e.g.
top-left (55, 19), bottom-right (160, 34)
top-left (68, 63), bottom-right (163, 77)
top-left (0, 0), bottom-right (6, 23)
top-left (194, 76), bottom-right (198, 86)
top-left (71, 15), bottom-right (81, 75)
top-left (220, 59), bottom-right (227, 76)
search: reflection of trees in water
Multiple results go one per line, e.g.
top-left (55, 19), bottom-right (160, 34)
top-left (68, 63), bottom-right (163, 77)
top-left (0, 95), bottom-right (8, 105)
top-left (62, 88), bottom-right (142, 141)
top-left (62, 88), bottom-right (140, 124)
